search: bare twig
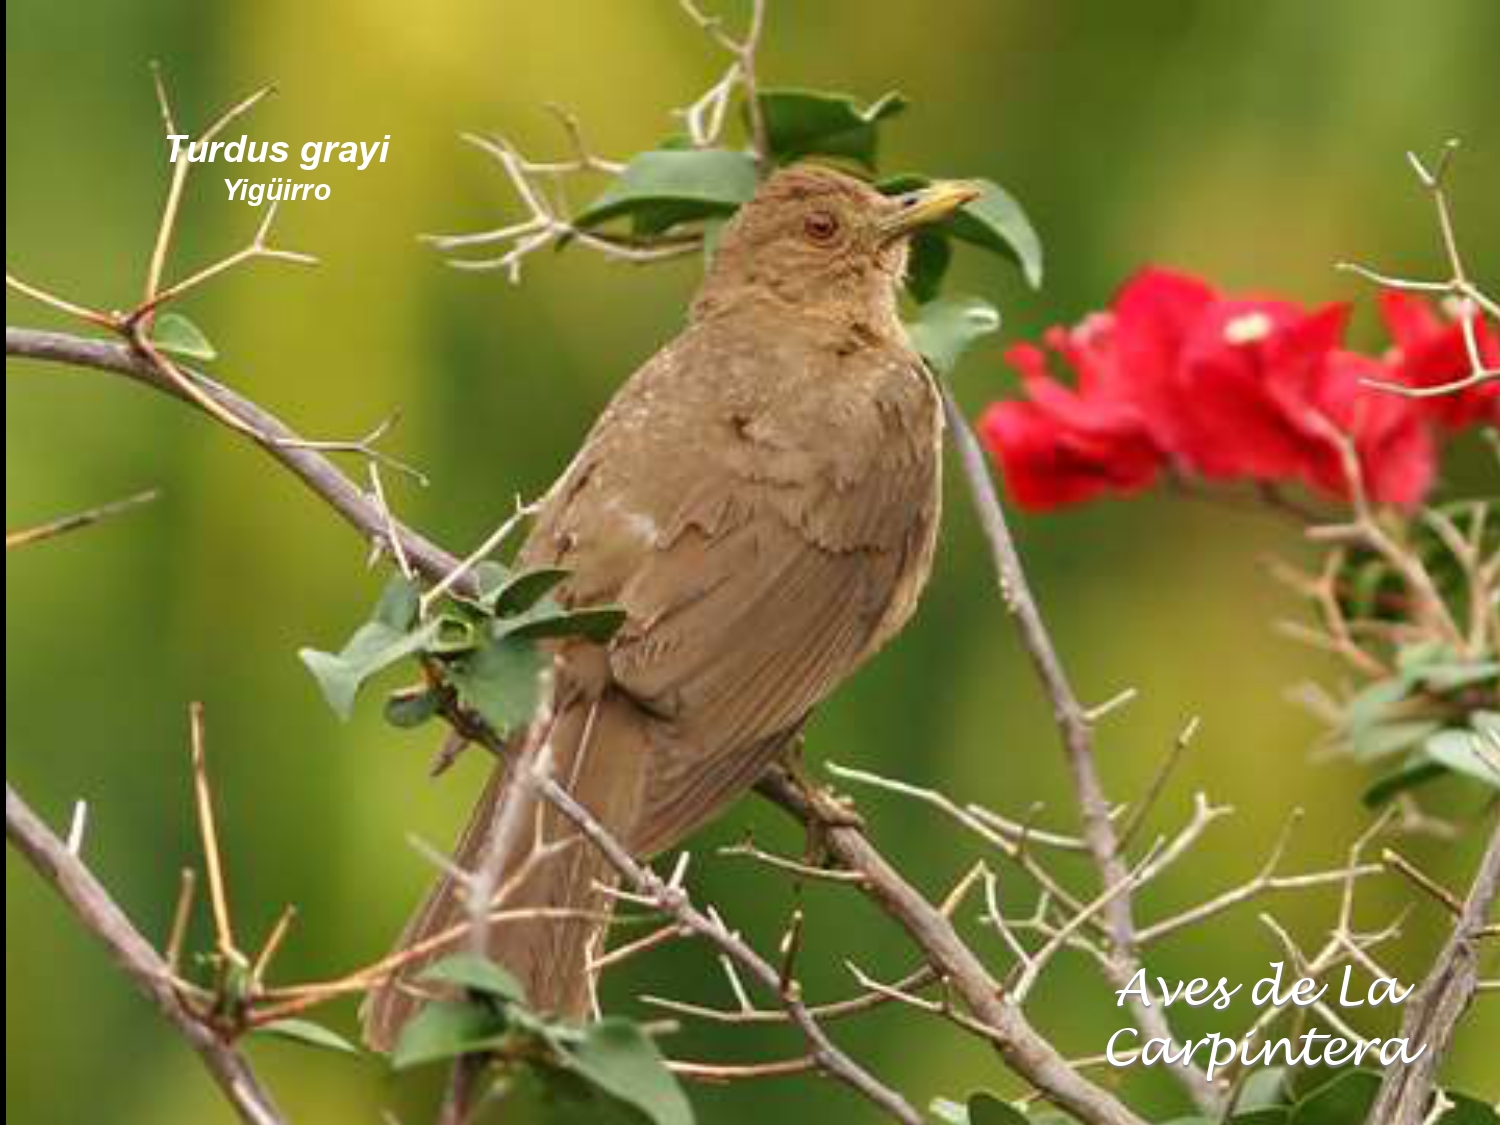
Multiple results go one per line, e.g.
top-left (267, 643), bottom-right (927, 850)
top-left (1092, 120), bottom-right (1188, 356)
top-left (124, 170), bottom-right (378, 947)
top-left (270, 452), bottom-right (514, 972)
top-left (6, 784), bottom-right (286, 1125)
top-left (6, 488), bottom-right (159, 551)
top-left (1338, 140), bottom-right (1498, 397)
top-left (939, 379), bottom-right (1221, 1113)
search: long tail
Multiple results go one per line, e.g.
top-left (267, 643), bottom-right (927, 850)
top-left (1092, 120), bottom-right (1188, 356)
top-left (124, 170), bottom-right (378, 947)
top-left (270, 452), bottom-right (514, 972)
top-left (361, 683), bottom-right (651, 1052)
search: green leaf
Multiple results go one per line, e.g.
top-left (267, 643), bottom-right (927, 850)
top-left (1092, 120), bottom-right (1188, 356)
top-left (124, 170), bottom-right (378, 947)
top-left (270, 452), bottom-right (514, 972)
top-left (755, 87), bottom-right (907, 169)
top-left (429, 612), bottom-right (482, 656)
top-left (1290, 1070), bottom-right (1378, 1125)
top-left (1350, 719), bottom-right (1442, 761)
top-left (1424, 724), bottom-right (1500, 790)
top-left (878, 174), bottom-right (1042, 289)
top-left (421, 952), bottom-right (527, 1005)
top-left (151, 312), bottom-right (218, 361)
top-left (966, 1092), bottom-right (1029, 1125)
top-left (1235, 1066), bottom-right (1293, 1111)
top-left (562, 1018), bottom-right (694, 1125)
top-left (447, 634), bottom-right (546, 735)
top-left (907, 294), bottom-right (1001, 375)
top-left (576, 149), bottom-right (758, 235)
top-left (373, 574), bottom-right (420, 631)
top-left (1343, 676), bottom-right (1414, 738)
top-left (503, 602), bottom-right (629, 644)
top-left (949, 179), bottom-right (1044, 290)
top-left (1227, 1112), bottom-right (1290, 1125)
top-left (384, 686), bottom-right (440, 729)
top-left (488, 567), bottom-right (571, 616)
top-left (1363, 758), bottom-right (1448, 806)
top-left (929, 1098), bottom-right (968, 1125)
top-left (1434, 1092), bottom-right (1500, 1125)
top-left (906, 230), bottom-right (952, 304)
top-left (390, 999), bottom-right (506, 1070)
top-left (256, 1018), bottom-right (362, 1056)
top-left (300, 617), bottom-right (440, 720)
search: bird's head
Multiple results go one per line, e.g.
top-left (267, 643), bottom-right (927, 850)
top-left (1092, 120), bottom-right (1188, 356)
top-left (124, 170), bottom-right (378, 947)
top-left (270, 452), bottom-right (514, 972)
top-left (692, 164), bottom-right (980, 332)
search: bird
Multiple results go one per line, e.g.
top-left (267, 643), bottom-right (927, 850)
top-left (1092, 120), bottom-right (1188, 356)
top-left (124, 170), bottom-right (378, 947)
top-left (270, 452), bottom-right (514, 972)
top-left (362, 164), bottom-right (980, 1050)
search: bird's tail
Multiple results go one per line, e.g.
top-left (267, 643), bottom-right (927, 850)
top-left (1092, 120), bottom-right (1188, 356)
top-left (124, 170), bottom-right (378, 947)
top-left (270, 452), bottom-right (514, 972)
top-left (361, 684), bottom-right (651, 1052)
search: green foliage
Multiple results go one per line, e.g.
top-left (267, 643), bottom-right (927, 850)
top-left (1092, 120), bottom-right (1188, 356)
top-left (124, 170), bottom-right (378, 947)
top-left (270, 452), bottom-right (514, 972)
top-left (299, 568), bottom-right (623, 738)
top-left (383, 954), bottom-right (694, 1124)
top-left (255, 1018), bottom-right (362, 1057)
top-left (907, 294), bottom-right (1001, 375)
top-left (561, 1019), bottom-right (694, 1125)
top-left (568, 82), bottom-right (1039, 311)
top-left (878, 174), bottom-right (1044, 295)
top-left (754, 87), bottom-right (907, 169)
top-left (576, 148), bottom-right (758, 235)
top-left (150, 311), bottom-right (218, 361)
top-left (933, 1071), bottom-right (1498, 1125)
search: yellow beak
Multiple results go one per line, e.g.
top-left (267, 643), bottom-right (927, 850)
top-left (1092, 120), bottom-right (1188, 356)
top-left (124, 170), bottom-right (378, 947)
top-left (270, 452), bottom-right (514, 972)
top-left (879, 180), bottom-right (984, 238)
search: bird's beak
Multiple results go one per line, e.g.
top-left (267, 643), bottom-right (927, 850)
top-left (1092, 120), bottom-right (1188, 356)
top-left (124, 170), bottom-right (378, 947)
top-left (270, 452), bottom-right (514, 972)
top-left (879, 180), bottom-right (984, 240)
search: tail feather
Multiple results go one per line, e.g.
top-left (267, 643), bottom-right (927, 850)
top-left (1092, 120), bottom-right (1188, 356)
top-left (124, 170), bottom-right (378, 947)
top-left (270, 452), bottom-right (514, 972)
top-left (361, 686), bottom-right (650, 1052)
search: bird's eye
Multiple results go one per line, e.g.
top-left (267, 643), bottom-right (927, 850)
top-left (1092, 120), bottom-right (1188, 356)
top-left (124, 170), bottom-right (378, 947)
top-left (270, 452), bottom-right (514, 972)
top-left (803, 210), bottom-right (840, 243)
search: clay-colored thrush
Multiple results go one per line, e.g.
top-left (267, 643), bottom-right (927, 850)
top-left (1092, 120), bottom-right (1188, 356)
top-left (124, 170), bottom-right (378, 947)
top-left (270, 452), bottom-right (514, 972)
top-left (364, 166), bottom-right (980, 1048)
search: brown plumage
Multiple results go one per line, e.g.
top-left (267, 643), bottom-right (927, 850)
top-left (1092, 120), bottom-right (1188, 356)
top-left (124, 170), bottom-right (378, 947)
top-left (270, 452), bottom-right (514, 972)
top-left (363, 165), bottom-right (978, 1050)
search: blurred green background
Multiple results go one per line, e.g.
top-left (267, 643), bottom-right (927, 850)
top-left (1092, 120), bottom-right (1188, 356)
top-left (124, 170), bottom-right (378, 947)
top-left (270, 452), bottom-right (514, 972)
top-left (7, 2), bottom-right (1498, 1122)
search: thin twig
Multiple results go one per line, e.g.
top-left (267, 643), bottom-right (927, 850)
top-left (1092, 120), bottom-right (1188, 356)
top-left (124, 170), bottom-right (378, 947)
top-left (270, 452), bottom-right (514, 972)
top-left (6, 783), bottom-right (285, 1125)
top-left (6, 488), bottom-right (160, 551)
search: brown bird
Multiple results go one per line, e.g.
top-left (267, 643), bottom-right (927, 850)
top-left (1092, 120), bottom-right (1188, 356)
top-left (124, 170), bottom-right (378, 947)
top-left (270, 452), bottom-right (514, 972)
top-left (363, 165), bottom-right (978, 1049)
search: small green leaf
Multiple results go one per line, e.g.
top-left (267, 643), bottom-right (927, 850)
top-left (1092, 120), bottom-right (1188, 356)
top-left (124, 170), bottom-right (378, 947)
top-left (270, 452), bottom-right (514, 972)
top-left (257, 1018), bottom-right (362, 1056)
top-left (929, 1098), bottom-right (968, 1125)
top-left (299, 617), bottom-right (440, 720)
top-left (966, 1091), bottom-right (1029, 1125)
top-left (562, 1018), bottom-right (694, 1125)
top-left (373, 574), bottom-right (420, 631)
top-left (421, 952), bottom-right (527, 1005)
top-left (1433, 1092), bottom-right (1500, 1124)
top-left (504, 603), bottom-right (628, 644)
top-left (390, 999), bottom-right (505, 1070)
top-left (879, 174), bottom-right (1042, 289)
top-left (1343, 676), bottom-right (1414, 738)
top-left (447, 634), bottom-right (546, 736)
top-left (1235, 1067), bottom-right (1293, 1111)
top-left (1424, 724), bottom-right (1500, 790)
top-left (755, 87), bottom-right (908, 169)
top-left (489, 567), bottom-right (571, 616)
top-left (949, 179), bottom-right (1044, 290)
top-left (429, 612), bottom-right (482, 656)
top-left (576, 149), bottom-right (758, 235)
top-left (1289, 1070), bottom-right (1378, 1125)
top-left (1227, 1112), bottom-right (1291, 1125)
top-left (1350, 719), bottom-right (1442, 761)
top-left (907, 294), bottom-right (1001, 375)
top-left (152, 312), bottom-right (218, 361)
top-left (1364, 758), bottom-right (1448, 806)
top-left (384, 686), bottom-right (440, 729)
top-left (906, 230), bottom-right (952, 304)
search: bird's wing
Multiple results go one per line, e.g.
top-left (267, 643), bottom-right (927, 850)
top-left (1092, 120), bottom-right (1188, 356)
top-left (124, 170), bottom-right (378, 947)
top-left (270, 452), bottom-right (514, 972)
top-left (520, 324), bottom-right (941, 855)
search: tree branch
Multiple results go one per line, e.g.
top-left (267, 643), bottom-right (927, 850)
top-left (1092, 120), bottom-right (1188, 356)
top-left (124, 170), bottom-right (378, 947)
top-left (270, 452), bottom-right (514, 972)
top-left (5, 783), bottom-right (286, 1125)
top-left (1369, 819), bottom-right (1500, 1125)
top-left (938, 381), bottom-right (1223, 1113)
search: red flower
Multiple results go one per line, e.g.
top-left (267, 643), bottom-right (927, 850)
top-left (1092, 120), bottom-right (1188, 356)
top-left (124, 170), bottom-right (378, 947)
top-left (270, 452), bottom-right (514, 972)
top-left (1301, 349), bottom-right (1437, 507)
top-left (1379, 292), bottom-right (1499, 429)
top-left (978, 341), bottom-right (1161, 511)
top-left (979, 268), bottom-right (1447, 512)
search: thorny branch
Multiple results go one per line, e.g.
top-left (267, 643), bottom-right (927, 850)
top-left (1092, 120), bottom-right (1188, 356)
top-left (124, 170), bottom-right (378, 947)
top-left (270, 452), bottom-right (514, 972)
top-left (940, 379), bottom-right (1225, 1115)
top-left (5, 785), bottom-right (286, 1125)
top-left (1339, 140), bottom-right (1499, 398)
top-left (423, 0), bottom-right (769, 280)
